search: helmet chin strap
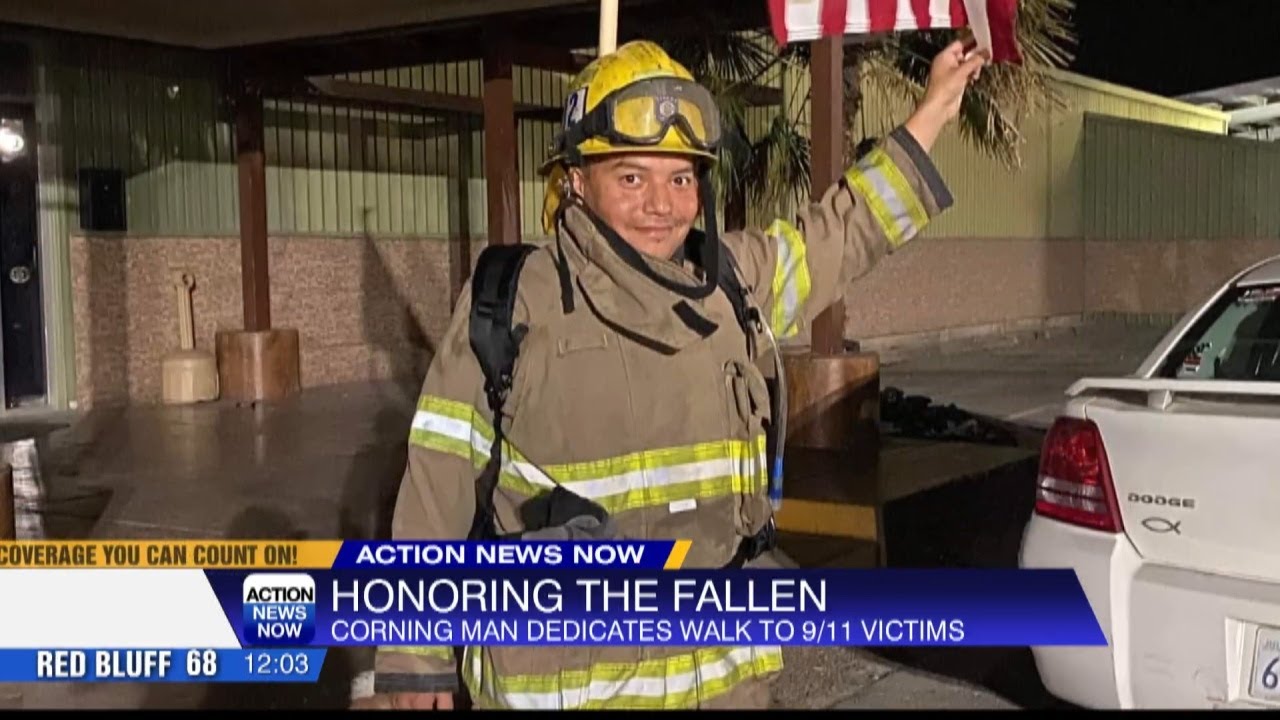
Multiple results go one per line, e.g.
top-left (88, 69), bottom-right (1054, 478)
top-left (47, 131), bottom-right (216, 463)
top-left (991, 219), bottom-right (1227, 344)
top-left (551, 171), bottom-right (580, 314)
top-left (685, 166), bottom-right (723, 297)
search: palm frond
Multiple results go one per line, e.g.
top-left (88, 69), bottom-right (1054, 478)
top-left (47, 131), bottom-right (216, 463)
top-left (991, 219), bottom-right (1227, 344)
top-left (849, 0), bottom-right (1076, 169)
top-left (660, 30), bottom-right (778, 84)
top-left (745, 114), bottom-right (811, 214)
top-left (646, 0), bottom-right (1077, 210)
top-left (711, 87), bottom-right (753, 199)
top-left (1016, 0), bottom-right (1077, 69)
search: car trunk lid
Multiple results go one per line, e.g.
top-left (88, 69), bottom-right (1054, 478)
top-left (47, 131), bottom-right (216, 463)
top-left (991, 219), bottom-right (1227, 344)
top-left (1068, 378), bottom-right (1280, 583)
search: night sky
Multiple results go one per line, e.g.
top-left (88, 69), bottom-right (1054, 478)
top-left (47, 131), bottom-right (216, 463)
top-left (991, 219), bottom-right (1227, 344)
top-left (1066, 0), bottom-right (1280, 98)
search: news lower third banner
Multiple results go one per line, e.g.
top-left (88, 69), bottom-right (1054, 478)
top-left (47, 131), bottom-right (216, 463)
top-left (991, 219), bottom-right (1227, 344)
top-left (0, 540), bottom-right (1106, 683)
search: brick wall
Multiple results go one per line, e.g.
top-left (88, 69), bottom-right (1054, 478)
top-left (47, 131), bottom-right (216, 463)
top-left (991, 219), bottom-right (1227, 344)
top-left (70, 233), bottom-right (1280, 406)
top-left (70, 234), bottom-right (484, 407)
top-left (842, 236), bottom-right (1280, 344)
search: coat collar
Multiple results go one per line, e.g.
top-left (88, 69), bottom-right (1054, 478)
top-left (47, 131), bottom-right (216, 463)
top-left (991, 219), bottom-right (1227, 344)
top-left (557, 203), bottom-right (723, 352)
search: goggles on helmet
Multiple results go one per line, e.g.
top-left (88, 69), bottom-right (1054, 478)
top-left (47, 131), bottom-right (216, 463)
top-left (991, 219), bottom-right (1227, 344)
top-left (558, 76), bottom-right (722, 158)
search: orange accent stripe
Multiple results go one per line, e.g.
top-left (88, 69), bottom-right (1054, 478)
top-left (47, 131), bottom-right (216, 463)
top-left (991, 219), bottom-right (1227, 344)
top-left (664, 540), bottom-right (692, 569)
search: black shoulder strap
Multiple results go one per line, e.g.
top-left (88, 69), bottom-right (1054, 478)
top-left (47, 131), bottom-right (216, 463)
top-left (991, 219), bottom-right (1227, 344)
top-left (467, 243), bottom-right (537, 541)
top-left (716, 245), bottom-right (755, 340)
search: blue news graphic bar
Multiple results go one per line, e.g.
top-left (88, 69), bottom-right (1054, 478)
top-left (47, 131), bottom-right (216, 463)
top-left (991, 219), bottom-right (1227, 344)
top-left (0, 649), bottom-right (326, 683)
top-left (203, 567), bottom-right (1108, 648)
top-left (332, 540), bottom-right (680, 569)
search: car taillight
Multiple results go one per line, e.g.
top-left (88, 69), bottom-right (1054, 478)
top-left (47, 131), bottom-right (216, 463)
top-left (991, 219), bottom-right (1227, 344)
top-left (1034, 417), bottom-right (1123, 532)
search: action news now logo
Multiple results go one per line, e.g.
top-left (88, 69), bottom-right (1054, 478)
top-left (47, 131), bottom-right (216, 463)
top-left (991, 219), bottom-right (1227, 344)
top-left (242, 573), bottom-right (316, 645)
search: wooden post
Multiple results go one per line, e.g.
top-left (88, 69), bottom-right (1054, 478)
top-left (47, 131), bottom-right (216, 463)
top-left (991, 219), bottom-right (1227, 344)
top-left (774, 36), bottom-right (885, 568)
top-left (598, 0), bottom-right (620, 54)
top-left (808, 36), bottom-right (846, 354)
top-left (236, 87), bottom-right (271, 332)
top-left (217, 80), bottom-right (301, 403)
top-left (483, 39), bottom-right (520, 246)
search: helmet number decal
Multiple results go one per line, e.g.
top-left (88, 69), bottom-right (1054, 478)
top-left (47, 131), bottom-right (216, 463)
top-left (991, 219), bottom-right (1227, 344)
top-left (563, 88), bottom-right (587, 128)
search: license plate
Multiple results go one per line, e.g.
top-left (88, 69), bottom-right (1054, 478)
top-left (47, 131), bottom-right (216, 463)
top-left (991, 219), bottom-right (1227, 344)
top-left (1249, 626), bottom-right (1280, 704)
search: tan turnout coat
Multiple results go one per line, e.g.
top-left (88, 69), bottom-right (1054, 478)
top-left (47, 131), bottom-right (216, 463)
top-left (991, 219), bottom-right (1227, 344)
top-left (374, 125), bottom-right (954, 709)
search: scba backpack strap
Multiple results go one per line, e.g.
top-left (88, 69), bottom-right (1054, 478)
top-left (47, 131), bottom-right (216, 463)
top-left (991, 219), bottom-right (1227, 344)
top-left (714, 250), bottom-right (782, 568)
top-left (466, 243), bottom-right (538, 542)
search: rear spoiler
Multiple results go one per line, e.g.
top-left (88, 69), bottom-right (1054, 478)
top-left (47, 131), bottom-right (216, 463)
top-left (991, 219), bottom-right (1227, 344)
top-left (1067, 377), bottom-right (1280, 410)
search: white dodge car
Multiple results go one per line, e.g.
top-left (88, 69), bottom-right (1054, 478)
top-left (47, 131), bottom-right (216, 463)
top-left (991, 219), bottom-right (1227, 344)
top-left (1020, 253), bottom-right (1280, 709)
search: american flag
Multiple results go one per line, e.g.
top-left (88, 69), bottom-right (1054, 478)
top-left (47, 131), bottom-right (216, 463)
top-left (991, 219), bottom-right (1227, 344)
top-left (767, 0), bottom-right (1022, 63)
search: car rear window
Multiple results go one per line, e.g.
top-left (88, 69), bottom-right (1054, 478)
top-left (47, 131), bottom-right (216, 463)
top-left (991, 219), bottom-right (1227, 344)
top-left (1160, 283), bottom-right (1280, 381)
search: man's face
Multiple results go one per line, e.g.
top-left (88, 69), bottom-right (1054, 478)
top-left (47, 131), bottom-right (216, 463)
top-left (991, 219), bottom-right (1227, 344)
top-left (571, 154), bottom-right (700, 261)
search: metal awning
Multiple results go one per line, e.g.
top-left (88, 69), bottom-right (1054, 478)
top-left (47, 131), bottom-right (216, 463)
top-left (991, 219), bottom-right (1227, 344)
top-left (0, 0), bottom-right (597, 49)
top-left (1177, 75), bottom-right (1280, 136)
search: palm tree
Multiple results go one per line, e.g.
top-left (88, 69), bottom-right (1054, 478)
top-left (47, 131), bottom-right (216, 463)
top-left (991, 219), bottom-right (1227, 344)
top-left (649, 0), bottom-right (1076, 228)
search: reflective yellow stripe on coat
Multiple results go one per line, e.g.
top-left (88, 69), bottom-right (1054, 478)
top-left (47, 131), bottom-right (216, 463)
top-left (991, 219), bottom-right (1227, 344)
top-left (463, 645), bottom-right (783, 710)
top-left (381, 646), bottom-right (452, 661)
top-left (410, 396), bottom-right (769, 514)
top-left (844, 147), bottom-right (929, 248)
top-left (765, 219), bottom-right (812, 339)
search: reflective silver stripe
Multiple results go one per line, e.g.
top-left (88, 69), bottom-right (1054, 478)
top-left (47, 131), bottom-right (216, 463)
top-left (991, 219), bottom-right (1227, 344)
top-left (845, 147), bottom-right (929, 248)
top-left (558, 456), bottom-right (755, 499)
top-left (856, 156), bottom-right (916, 242)
top-left (411, 407), bottom-right (556, 495)
top-left (766, 219), bottom-right (812, 339)
top-left (410, 401), bottom-right (769, 510)
top-left (469, 645), bottom-right (783, 710)
top-left (777, 236), bottom-right (800, 334)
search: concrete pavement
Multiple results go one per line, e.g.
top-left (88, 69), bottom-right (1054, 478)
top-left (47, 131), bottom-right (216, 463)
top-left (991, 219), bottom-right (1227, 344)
top-left (878, 318), bottom-right (1171, 429)
top-left (771, 646), bottom-right (1020, 710)
top-left (1, 317), bottom-right (1167, 709)
top-left (832, 667), bottom-right (1020, 710)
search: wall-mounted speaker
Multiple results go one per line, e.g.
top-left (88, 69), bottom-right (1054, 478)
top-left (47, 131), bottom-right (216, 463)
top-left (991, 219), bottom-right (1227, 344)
top-left (78, 167), bottom-right (126, 232)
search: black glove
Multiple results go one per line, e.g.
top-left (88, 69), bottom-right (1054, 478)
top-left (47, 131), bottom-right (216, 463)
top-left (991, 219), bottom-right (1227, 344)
top-left (520, 514), bottom-right (619, 541)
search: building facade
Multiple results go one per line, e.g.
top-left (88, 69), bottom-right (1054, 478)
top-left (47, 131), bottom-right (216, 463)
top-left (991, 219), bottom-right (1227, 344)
top-left (4, 23), bottom-right (1279, 411)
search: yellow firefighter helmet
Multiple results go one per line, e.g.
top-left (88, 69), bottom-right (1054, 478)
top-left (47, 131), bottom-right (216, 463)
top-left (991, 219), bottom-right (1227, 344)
top-left (540, 40), bottom-right (721, 232)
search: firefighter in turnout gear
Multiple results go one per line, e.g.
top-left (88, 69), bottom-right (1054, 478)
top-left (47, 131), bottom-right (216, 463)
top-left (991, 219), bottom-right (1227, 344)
top-left (356, 38), bottom-right (983, 710)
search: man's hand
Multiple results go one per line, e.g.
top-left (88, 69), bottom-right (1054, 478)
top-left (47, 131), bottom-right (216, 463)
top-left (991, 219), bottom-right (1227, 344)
top-left (904, 40), bottom-right (987, 153)
top-left (349, 692), bottom-right (455, 710)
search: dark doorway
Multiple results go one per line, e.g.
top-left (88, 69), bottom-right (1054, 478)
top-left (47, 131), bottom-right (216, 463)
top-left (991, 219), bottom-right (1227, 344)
top-left (0, 102), bottom-right (46, 407)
